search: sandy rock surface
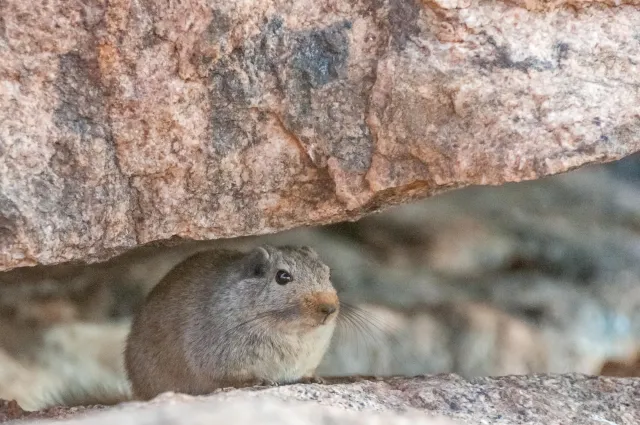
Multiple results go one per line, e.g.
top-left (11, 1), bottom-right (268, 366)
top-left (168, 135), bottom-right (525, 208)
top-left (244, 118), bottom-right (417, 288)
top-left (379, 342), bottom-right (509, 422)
top-left (2, 0), bottom-right (640, 270)
top-left (3, 375), bottom-right (639, 425)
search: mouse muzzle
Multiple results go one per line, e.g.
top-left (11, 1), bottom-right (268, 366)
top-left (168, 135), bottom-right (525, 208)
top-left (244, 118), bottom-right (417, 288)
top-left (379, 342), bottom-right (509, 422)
top-left (302, 291), bottom-right (339, 325)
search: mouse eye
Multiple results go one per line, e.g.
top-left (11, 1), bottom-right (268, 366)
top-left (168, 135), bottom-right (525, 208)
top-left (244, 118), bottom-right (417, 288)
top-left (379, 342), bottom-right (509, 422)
top-left (275, 270), bottom-right (292, 285)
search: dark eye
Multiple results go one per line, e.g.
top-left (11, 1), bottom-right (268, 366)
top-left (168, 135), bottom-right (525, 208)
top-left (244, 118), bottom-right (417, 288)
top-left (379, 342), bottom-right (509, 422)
top-left (275, 270), bottom-right (292, 285)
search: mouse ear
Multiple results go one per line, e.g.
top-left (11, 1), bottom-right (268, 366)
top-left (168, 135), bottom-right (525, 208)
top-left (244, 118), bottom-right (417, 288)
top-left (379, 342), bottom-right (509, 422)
top-left (299, 246), bottom-right (319, 258)
top-left (244, 245), bottom-right (271, 277)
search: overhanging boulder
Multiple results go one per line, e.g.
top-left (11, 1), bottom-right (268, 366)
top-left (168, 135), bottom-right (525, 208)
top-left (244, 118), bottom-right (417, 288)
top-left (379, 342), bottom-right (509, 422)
top-left (1, 0), bottom-right (639, 270)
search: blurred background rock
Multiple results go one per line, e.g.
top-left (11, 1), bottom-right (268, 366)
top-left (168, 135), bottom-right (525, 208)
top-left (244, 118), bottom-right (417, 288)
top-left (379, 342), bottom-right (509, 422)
top-left (2, 156), bottom-right (640, 409)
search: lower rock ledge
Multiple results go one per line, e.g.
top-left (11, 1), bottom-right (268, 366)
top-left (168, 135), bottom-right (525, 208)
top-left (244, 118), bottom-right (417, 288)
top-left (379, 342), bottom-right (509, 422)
top-left (2, 374), bottom-right (638, 424)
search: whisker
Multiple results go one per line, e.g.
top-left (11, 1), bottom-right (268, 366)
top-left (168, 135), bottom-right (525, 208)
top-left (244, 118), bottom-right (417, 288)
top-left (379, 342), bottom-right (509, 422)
top-left (337, 302), bottom-right (415, 375)
top-left (341, 302), bottom-right (404, 335)
top-left (209, 306), bottom-right (299, 359)
top-left (337, 308), bottom-right (370, 364)
top-left (334, 305), bottom-right (382, 373)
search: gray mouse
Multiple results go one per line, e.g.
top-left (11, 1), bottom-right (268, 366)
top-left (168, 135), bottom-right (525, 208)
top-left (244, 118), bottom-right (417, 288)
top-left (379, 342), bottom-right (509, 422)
top-left (45, 245), bottom-right (339, 406)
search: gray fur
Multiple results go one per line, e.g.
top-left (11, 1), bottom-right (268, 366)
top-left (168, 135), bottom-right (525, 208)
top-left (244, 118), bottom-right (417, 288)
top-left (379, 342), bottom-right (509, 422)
top-left (125, 245), bottom-right (339, 400)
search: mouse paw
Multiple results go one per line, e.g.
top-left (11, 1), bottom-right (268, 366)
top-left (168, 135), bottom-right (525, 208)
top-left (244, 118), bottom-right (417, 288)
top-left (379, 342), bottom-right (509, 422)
top-left (298, 376), bottom-right (325, 384)
top-left (258, 379), bottom-right (279, 387)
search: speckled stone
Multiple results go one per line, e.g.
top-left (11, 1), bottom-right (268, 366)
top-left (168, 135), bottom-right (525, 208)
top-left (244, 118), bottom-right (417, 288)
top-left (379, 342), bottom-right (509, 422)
top-left (2, 0), bottom-right (640, 270)
top-left (4, 374), bottom-right (639, 424)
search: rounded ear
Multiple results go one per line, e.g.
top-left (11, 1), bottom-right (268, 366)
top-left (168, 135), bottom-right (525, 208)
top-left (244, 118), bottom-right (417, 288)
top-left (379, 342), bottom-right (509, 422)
top-left (299, 246), bottom-right (319, 259)
top-left (244, 245), bottom-right (271, 277)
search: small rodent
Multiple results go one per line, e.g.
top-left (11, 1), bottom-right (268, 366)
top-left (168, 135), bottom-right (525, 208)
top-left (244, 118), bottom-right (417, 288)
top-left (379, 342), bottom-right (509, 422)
top-left (45, 244), bottom-right (339, 406)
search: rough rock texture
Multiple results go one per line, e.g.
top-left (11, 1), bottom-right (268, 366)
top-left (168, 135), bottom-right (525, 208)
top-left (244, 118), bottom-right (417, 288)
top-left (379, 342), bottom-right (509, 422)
top-left (4, 375), bottom-right (640, 425)
top-left (2, 0), bottom-right (640, 270)
top-left (2, 397), bottom-right (457, 425)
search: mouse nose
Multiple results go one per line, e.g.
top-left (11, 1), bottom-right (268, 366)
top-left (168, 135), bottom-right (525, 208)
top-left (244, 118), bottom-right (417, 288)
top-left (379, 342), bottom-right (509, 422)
top-left (318, 303), bottom-right (337, 316)
top-left (305, 292), bottom-right (339, 324)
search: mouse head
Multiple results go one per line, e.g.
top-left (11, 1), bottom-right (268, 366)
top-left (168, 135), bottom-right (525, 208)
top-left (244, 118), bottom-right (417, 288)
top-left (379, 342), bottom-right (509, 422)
top-left (233, 245), bottom-right (339, 331)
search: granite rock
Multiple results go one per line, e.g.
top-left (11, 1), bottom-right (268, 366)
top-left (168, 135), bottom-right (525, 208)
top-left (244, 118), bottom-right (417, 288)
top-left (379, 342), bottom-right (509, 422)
top-left (2, 0), bottom-right (640, 270)
top-left (4, 375), bottom-right (640, 425)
